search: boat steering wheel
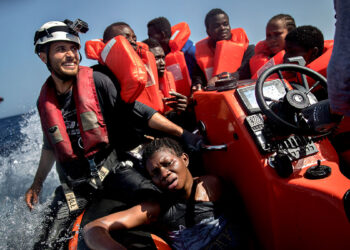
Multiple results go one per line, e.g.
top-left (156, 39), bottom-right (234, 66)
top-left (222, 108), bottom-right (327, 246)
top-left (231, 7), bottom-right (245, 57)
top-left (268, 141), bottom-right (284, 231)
top-left (255, 64), bottom-right (328, 134)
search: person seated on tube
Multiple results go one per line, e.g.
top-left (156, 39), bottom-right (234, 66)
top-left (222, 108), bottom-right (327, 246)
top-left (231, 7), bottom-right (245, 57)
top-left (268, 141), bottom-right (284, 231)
top-left (283, 25), bottom-right (324, 67)
top-left (102, 22), bottom-right (187, 111)
top-left (249, 13), bottom-right (296, 77)
top-left (283, 25), bottom-right (327, 99)
top-left (147, 16), bottom-right (197, 80)
top-left (142, 38), bottom-right (197, 130)
top-left (142, 38), bottom-right (188, 115)
top-left (101, 23), bottom-right (197, 133)
top-left (83, 137), bottom-right (248, 250)
top-left (191, 8), bottom-right (255, 91)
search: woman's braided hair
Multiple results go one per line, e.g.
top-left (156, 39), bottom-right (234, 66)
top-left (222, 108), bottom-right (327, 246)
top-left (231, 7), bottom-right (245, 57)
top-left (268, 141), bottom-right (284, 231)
top-left (142, 137), bottom-right (184, 166)
top-left (268, 14), bottom-right (296, 32)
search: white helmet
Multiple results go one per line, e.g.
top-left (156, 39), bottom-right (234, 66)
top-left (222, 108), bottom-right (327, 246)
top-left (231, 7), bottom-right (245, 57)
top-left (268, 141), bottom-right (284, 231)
top-left (34, 20), bottom-right (87, 54)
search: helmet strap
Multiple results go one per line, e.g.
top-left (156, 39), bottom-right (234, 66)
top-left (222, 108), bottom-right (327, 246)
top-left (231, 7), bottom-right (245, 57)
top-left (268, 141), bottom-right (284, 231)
top-left (44, 44), bottom-right (52, 72)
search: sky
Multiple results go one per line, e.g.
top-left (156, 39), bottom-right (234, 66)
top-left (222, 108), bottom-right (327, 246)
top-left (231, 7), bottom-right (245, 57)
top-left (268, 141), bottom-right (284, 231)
top-left (0, 0), bottom-right (336, 119)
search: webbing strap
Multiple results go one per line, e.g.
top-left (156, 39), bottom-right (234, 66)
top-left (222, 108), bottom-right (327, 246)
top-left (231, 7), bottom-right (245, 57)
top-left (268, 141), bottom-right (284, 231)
top-left (185, 180), bottom-right (198, 228)
top-left (66, 149), bottom-right (120, 190)
top-left (61, 183), bottom-right (79, 212)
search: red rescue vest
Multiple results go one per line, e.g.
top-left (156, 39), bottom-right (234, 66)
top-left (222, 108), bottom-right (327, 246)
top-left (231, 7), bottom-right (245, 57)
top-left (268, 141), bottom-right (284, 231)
top-left (307, 40), bottom-right (333, 77)
top-left (285, 40), bottom-right (334, 90)
top-left (250, 40), bottom-right (334, 88)
top-left (85, 39), bottom-right (105, 65)
top-left (159, 70), bottom-right (177, 98)
top-left (302, 40), bottom-right (334, 91)
top-left (85, 36), bottom-right (147, 103)
top-left (165, 22), bottom-right (192, 97)
top-left (195, 28), bottom-right (249, 81)
top-left (136, 42), bottom-right (164, 113)
top-left (159, 70), bottom-right (177, 113)
top-left (37, 66), bottom-right (109, 163)
top-left (249, 40), bottom-right (285, 79)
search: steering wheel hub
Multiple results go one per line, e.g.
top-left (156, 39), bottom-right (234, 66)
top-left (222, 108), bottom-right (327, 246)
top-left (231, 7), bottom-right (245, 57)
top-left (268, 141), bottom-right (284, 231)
top-left (286, 90), bottom-right (309, 110)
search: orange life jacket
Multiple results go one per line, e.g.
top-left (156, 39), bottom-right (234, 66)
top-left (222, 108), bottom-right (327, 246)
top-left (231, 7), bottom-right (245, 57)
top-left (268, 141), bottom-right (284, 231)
top-left (85, 36), bottom-right (147, 103)
top-left (249, 40), bottom-right (285, 79)
top-left (195, 28), bottom-right (249, 81)
top-left (159, 70), bottom-right (177, 113)
top-left (85, 39), bottom-right (105, 65)
top-left (287, 40), bottom-right (334, 91)
top-left (136, 42), bottom-right (164, 113)
top-left (251, 40), bottom-right (334, 91)
top-left (37, 66), bottom-right (109, 163)
top-left (159, 70), bottom-right (177, 98)
top-left (306, 40), bottom-right (333, 77)
top-left (165, 22), bottom-right (192, 97)
top-left (249, 40), bottom-right (270, 77)
top-left (300, 40), bottom-right (334, 92)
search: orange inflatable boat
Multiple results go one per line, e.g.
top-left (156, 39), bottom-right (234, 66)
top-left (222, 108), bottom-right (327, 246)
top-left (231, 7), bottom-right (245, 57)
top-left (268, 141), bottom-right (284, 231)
top-left (68, 63), bottom-right (350, 250)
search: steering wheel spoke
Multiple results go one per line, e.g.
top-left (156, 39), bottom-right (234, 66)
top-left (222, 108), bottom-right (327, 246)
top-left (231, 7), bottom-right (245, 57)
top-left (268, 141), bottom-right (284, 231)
top-left (305, 80), bottom-right (321, 94)
top-left (277, 70), bottom-right (290, 93)
top-left (264, 96), bottom-right (282, 103)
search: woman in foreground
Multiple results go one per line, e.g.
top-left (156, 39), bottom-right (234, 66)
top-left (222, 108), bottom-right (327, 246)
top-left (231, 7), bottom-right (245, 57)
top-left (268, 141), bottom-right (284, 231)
top-left (83, 137), bottom-right (246, 249)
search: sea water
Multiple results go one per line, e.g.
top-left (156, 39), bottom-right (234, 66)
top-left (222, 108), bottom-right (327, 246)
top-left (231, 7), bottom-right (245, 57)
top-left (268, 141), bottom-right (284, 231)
top-left (0, 110), bottom-right (59, 249)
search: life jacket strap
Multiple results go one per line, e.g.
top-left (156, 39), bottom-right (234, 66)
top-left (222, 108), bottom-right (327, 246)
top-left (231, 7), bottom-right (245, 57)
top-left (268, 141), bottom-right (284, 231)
top-left (88, 149), bottom-right (120, 189)
top-left (88, 157), bottom-right (103, 189)
top-left (61, 183), bottom-right (79, 212)
top-left (65, 149), bottom-right (121, 190)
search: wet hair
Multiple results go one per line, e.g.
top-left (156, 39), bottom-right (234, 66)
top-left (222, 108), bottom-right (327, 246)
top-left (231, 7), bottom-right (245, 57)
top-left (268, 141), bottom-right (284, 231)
top-left (267, 14), bottom-right (296, 32)
top-left (103, 22), bottom-right (131, 43)
top-left (285, 25), bottom-right (324, 58)
top-left (147, 17), bottom-right (172, 38)
top-left (142, 38), bottom-right (162, 49)
top-left (205, 8), bottom-right (229, 29)
top-left (142, 138), bottom-right (184, 166)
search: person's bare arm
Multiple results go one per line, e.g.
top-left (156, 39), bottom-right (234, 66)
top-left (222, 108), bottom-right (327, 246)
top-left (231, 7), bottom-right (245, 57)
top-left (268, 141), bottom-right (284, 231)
top-left (148, 112), bottom-right (183, 137)
top-left (83, 201), bottom-right (161, 250)
top-left (25, 148), bottom-right (55, 210)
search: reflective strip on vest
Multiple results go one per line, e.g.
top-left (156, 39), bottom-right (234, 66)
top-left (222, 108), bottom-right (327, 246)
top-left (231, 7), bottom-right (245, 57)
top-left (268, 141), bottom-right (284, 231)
top-left (101, 38), bottom-right (116, 63)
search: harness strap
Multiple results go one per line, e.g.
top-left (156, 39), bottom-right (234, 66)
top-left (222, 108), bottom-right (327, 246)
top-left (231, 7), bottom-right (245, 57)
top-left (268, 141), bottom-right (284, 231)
top-left (61, 183), bottom-right (79, 212)
top-left (65, 149), bottom-right (120, 190)
top-left (185, 180), bottom-right (198, 228)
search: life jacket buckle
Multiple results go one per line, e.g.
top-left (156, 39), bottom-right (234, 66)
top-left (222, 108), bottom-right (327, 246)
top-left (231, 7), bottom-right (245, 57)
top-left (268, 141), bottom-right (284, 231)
top-left (89, 166), bottom-right (110, 189)
top-left (88, 157), bottom-right (103, 189)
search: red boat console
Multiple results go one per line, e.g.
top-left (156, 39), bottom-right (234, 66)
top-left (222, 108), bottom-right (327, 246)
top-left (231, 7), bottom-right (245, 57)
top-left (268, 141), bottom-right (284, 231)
top-left (193, 64), bottom-right (350, 250)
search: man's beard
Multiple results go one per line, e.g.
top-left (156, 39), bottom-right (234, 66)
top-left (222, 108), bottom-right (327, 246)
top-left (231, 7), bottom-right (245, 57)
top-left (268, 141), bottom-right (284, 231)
top-left (51, 65), bottom-right (78, 82)
top-left (53, 70), bottom-right (76, 81)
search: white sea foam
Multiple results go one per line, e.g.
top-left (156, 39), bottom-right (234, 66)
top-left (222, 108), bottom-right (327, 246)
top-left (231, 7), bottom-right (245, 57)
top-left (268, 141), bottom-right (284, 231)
top-left (0, 109), bottom-right (59, 249)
